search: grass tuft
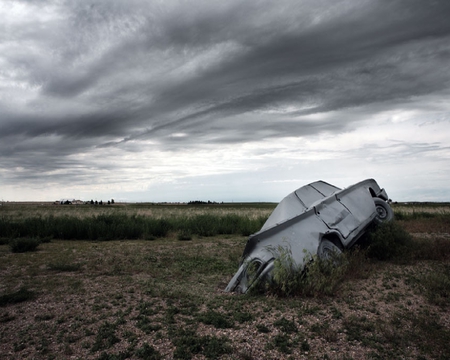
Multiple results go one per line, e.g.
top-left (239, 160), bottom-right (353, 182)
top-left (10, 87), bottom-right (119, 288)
top-left (47, 262), bottom-right (82, 272)
top-left (197, 310), bottom-right (234, 329)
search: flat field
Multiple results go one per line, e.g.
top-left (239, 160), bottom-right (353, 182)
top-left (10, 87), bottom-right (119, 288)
top-left (1, 202), bottom-right (450, 359)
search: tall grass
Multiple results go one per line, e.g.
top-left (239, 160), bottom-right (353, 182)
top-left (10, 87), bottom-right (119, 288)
top-left (264, 246), bottom-right (349, 297)
top-left (0, 213), bottom-right (267, 240)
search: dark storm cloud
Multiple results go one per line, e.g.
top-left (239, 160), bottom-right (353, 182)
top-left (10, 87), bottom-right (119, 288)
top-left (1, 0), bottom-right (450, 188)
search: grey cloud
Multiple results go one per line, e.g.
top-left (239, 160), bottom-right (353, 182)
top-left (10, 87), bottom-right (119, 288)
top-left (1, 0), bottom-right (450, 198)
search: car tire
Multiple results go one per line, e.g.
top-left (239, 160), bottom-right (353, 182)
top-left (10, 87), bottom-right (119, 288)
top-left (318, 240), bottom-right (342, 260)
top-left (373, 198), bottom-right (394, 224)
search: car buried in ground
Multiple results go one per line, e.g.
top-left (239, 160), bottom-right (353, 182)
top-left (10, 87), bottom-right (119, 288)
top-left (225, 178), bottom-right (393, 294)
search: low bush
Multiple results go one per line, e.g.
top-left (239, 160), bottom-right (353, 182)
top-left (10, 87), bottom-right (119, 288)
top-left (366, 221), bottom-right (414, 261)
top-left (0, 288), bottom-right (35, 307)
top-left (9, 237), bottom-right (41, 253)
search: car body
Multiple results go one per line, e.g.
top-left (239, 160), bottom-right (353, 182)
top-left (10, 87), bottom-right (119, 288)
top-left (225, 178), bottom-right (393, 294)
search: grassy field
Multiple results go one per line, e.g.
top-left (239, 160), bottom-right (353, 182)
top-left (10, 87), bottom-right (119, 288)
top-left (1, 202), bottom-right (450, 359)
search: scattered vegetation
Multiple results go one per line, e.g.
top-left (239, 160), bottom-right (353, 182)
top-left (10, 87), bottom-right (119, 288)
top-left (0, 202), bottom-right (449, 359)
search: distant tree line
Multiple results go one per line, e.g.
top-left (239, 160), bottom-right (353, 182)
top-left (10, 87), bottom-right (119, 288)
top-left (188, 200), bottom-right (223, 205)
top-left (58, 199), bottom-right (115, 205)
top-left (89, 199), bottom-right (115, 205)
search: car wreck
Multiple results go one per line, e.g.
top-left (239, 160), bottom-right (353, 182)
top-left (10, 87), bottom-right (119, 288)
top-left (225, 178), bottom-right (393, 294)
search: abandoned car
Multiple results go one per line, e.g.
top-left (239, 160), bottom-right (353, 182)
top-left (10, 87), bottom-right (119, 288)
top-left (225, 178), bottom-right (393, 294)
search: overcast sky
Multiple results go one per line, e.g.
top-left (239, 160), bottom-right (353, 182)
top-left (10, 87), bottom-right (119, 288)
top-left (1, 0), bottom-right (450, 203)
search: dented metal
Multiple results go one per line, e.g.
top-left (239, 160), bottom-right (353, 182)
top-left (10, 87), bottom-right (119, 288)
top-left (225, 178), bottom-right (393, 294)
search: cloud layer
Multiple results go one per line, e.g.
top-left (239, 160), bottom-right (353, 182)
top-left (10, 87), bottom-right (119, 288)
top-left (1, 0), bottom-right (450, 201)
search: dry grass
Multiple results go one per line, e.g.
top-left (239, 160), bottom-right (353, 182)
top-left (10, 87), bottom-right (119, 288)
top-left (0, 202), bottom-right (275, 221)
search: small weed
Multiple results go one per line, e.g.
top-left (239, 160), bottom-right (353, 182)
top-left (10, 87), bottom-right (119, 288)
top-left (273, 317), bottom-right (297, 333)
top-left (0, 312), bottom-right (16, 323)
top-left (267, 333), bottom-right (292, 354)
top-left (91, 321), bottom-right (120, 352)
top-left (301, 339), bottom-right (310, 352)
top-left (172, 329), bottom-right (232, 359)
top-left (310, 321), bottom-right (338, 342)
top-left (137, 301), bottom-right (160, 316)
top-left (256, 324), bottom-right (271, 333)
top-left (135, 315), bottom-right (162, 334)
top-left (34, 314), bottom-right (54, 321)
top-left (330, 306), bottom-right (343, 319)
top-left (421, 265), bottom-right (450, 307)
top-left (298, 303), bottom-right (321, 316)
top-left (233, 311), bottom-right (253, 323)
top-left (48, 262), bottom-right (81, 272)
top-left (135, 343), bottom-right (162, 359)
top-left (97, 351), bottom-right (130, 360)
top-left (343, 315), bottom-right (377, 344)
top-left (197, 310), bottom-right (234, 329)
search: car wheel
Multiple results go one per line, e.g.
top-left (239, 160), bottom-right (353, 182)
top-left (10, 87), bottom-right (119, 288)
top-left (318, 240), bottom-right (342, 260)
top-left (373, 198), bottom-right (394, 224)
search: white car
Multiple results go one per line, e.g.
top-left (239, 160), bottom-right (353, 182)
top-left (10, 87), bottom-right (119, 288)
top-left (225, 178), bottom-right (393, 294)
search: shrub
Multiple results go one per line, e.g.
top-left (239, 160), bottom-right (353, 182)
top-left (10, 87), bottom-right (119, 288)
top-left (0, 288), bottom-right (35, 307)
top-left (9, 237), bottom-right (40, 253)
top-left (366, 221), bottom-right (414, 261)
